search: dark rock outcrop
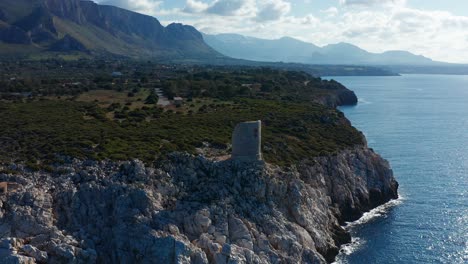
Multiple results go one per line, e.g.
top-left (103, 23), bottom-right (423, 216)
top-left (310, 79), bottom-right (359, 107)
top-left (334, 89), bottom-right (358, 106)
top-left (12, 6), bottom-right (57, 44)
top-left (315, 87), bottom-right (358, 107)
top-left (48, 34), bottom-right (88, 52)
top-left (0, 25), bottom-right (31, 44)
top-left (0, 147), bottom-right (397, 263)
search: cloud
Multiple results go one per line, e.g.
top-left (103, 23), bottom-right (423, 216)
top-left (206, 0), bottom-right (251, 16)
top-left (299, 14), bottom-right (319, 25)
top-left (255, 0), bottom-right (291, 22)
top-left (183, 0), bottom-right (208, 13)
top-left (339, 0), bottom-right (406, 7)
top-left (181, 0), bottom-right (291, 22)
top-left (320, 7), bottom-right (339, 17)
top-left (183, 0), bottom-right (256, 16)
top-left (97, 0), bottom-right (162, 15)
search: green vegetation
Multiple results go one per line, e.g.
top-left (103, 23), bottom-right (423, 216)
top-left (0, 60), bottom-right (364, 167)
top-left (75, 89), bottom-right (150, 110)
top-left (0, 99), bottom-right (363, 166)
top-left (161, 68), bottom-right (346, 102)
top-left (145, 90), bottom-right (158, 104)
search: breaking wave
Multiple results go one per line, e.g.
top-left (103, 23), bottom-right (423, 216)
top-left (333, 197), bottom-right (404, 264)
top-left (344, 197), bottom-right (404, 229)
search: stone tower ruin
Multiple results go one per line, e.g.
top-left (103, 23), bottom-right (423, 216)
top-left (231, 120), bottom-right (262, 162)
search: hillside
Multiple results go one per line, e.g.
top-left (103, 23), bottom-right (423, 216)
top-left (0, 0), bottom-right (224, 60)
top-left (203, 33), bottom-right (438, 66)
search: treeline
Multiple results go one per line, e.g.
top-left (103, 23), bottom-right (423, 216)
top-left (0, 59), bottom-right (175, 99)
top-left (161, 68), bottom-right (348, 102)
top-left (0, 59), bottom-right (349, 103)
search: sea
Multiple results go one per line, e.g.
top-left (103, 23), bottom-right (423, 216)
top-left (329, 75), bottom-right (468, 264)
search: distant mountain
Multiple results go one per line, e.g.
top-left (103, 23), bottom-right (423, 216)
top-left (203, 34), bottom-right (322, 63)
top-left (0, 0), bottom-right (223, 60)
top-left (203, 33), bottom-right (438, 66)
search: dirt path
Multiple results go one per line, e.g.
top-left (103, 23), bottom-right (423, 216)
top-left (154, 88), bottom-right (171, 106)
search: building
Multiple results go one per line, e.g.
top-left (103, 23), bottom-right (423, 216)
top-left (174, 97), bottom-right (184, 106)
top-left (231, 120), bottom-right (263, 162)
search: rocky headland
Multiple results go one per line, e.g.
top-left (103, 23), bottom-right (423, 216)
top-left (0, 145), bottom-right (398, 263)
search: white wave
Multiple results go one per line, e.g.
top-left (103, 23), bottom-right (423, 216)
top-left (332, 197), bottom-right (405, 263)
top-left (332, 237), bottom-right (364, 264)
top-left (358, 98), bottom-right (372, 105)
top-left (342, 237), bottom-right (364, 255)
top-left (344, 196), bottom-right (404, 229)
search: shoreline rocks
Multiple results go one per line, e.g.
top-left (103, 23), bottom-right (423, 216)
top-left (0, 147), bottom-right (397, 263)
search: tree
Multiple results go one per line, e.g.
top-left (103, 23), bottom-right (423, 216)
top-left (145, 90), bottom-right (159, 104)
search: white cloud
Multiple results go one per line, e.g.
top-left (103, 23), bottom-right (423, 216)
top-left (299, 14), bottom-right (319, 25)
top-left (255, 0), bottom-right (291, 22)
top-left (339, 0), bottom-right (406, 7)
top-left (181, 0), bottom-right (290, 21)
top-left (183, 0), bottom-right (208, 13)
top-left (206, 0), bottom-right (254, 16)
top-left (182, 0), bottom-right (256, 16)
top-left (98, 0), bottom-right (162, 15)
top-left (320, 7), bottom-right (339, 17)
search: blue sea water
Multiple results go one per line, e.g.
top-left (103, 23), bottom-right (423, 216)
top-left (332, 75), bottom-right (468, 264)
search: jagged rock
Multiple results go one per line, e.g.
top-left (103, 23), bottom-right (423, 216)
top-left (21, 245), bottom-right (48, 262)
top-left (0, 147), bottom-right (397, 263)
top-left (0, 238), bottom-right (36, 264)
top-left (228, 217), bottom-right (252, 250)
top-left (1, 255), bottom-right (36, 264)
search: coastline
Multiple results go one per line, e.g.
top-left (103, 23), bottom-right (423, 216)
top-left (0, 79), bottom-right (399, 263)
top-left (0, 144), bottom-right (399, 263)
top-left (332, 196), bottom-right (404, 264)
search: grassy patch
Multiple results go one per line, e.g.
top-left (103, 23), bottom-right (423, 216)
top-left (76, 89), bottom-right (150, 110)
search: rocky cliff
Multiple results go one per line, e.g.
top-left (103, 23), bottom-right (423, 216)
top-left (0, 147), bottom-right (397, 263)
top-left (315, 89), bottom-right (358, 108)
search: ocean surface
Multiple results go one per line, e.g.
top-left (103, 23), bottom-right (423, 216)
top-left (331, 75), bottom-right (468, 263)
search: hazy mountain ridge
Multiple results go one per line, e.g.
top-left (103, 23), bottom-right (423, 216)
top-left (203, 33), bottom-right (439, 66)
top-left (0, 0), bottom-right (223, 60)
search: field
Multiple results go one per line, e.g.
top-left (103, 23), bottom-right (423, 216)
top-left (75, 89), bottom-right (151, 110)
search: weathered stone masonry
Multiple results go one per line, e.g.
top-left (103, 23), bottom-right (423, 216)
top-left (231, 120), bottom-right (262, 162)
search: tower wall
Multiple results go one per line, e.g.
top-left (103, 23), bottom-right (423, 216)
top-left (231, 120), bottom-right (262, 161)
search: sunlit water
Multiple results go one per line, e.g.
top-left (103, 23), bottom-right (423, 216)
top-left (331, 75), bottom-right (468, 263)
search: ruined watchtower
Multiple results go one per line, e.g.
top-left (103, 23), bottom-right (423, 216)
top-left (231, 120), bottom-right (262, 162)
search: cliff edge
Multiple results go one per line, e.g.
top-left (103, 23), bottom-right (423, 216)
top-left (0, 146), bottom-right (397, 263)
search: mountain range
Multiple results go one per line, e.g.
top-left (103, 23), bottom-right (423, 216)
top-left (202, 33), bottom-right (442, 66)
top-left (0, 0), bottom-right (223, 60)
top-left (1, 0), bottom-right (464, 74)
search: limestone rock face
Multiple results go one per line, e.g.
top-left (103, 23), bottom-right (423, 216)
top-left (0, 147), bottom-right (397, 263)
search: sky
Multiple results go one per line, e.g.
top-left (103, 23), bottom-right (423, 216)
top-left (94, 0), bottom-right (468, 63)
